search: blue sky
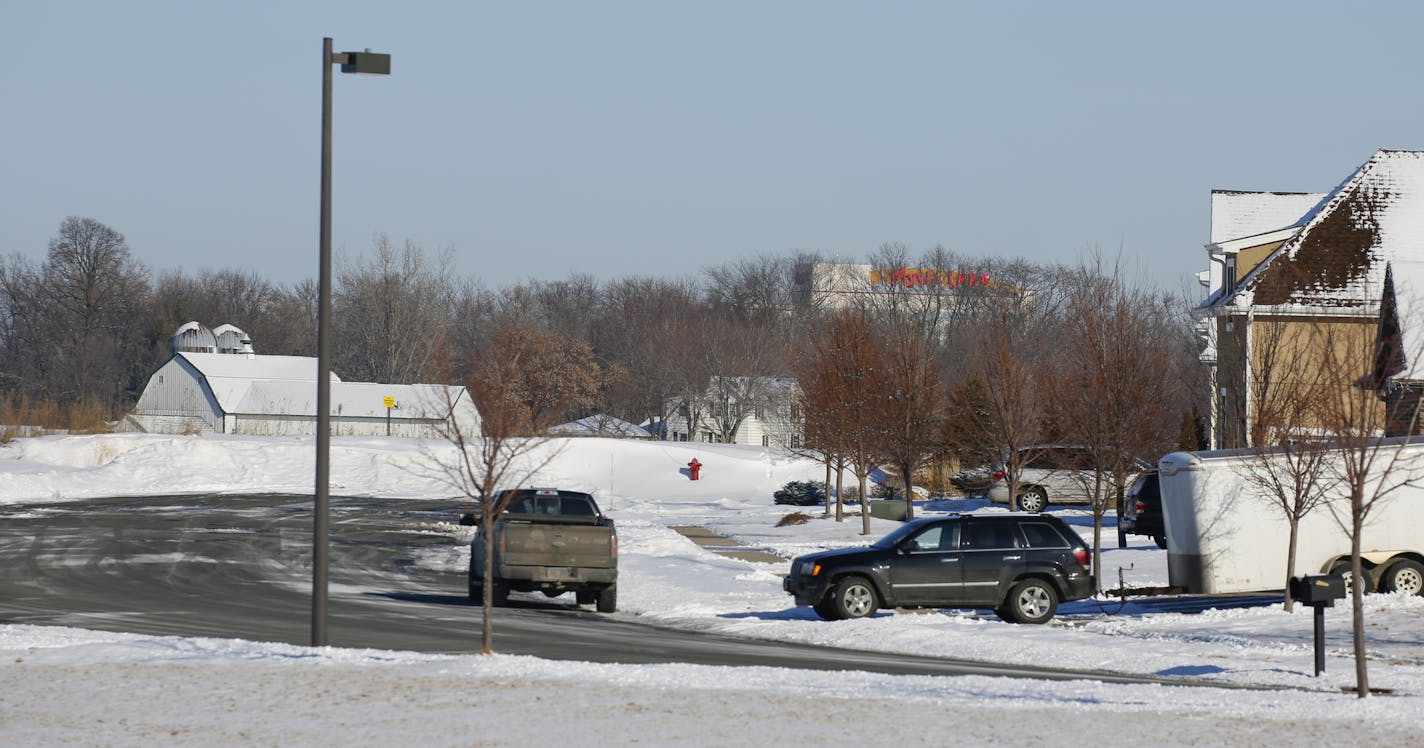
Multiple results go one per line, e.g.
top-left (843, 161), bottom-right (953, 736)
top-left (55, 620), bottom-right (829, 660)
top-left (5, 1), bottom-right (1424, 293)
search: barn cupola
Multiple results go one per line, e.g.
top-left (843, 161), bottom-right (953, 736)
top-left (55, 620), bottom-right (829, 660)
top-left (171, 321), bottom-right (217, 354)
top-left (213, 324), bottom-right (253, 356)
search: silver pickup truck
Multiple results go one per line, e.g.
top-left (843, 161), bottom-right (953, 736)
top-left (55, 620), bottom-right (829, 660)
top-left (468, 488), bottom-right (618, 612)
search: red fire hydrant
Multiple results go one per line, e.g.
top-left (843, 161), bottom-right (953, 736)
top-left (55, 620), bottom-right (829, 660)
top-left (687, 458), bottom-right (702, 481)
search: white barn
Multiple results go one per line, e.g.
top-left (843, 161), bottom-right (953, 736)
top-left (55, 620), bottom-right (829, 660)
top-left (123, 322), bottom-right (481, 438)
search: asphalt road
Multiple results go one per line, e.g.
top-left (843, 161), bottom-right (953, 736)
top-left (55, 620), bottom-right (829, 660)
top-left (0, 494), bottom-right (1257, 686)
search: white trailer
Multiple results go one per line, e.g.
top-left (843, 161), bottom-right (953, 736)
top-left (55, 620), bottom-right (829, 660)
top-left (1157, 440), bottom-right (1424, 596)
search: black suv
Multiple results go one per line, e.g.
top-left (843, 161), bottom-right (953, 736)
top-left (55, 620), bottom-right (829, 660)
top-left (1120, 470), bottom-right (1166, 549)
top-left (783, 513), bottom-right (1093, 624)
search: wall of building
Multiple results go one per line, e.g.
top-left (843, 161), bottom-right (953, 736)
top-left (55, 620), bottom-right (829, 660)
top-left (128, 358), bottom-right (225, 433)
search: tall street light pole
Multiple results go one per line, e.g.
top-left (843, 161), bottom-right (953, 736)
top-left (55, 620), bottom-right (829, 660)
top-left (315, 36), bottom-right (390, 647)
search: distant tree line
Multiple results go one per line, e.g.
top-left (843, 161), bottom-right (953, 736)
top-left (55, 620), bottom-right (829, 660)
top-left (0, 218), bottom-right (1203, 473)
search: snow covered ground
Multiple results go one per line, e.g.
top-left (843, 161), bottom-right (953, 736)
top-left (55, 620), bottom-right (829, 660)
top-left (2, 433), bottom-right (1422, 746)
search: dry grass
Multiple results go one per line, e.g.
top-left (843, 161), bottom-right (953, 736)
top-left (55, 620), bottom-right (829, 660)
top-left (775, 512), bottom-right (812, 527)
top-left (0, 392), bottom-right (115, 439)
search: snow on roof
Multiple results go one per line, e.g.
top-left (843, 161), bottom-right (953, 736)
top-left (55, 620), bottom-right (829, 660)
top-left (180, 352), bottom-right (335, 383)
top-left (1209, 190), bottom-right (1325, 245)
top-left (1220, 150), bottom-right (1424, 310)
top-left (177, 352), bottom-right (464, 418)
top-left (549, 415), bottom-right (650, 437)
top-left (234, 381), bottom-right (465, 419)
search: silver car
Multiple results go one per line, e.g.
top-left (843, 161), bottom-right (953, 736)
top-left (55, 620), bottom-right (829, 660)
top-left (987, 445), bottom-right (1147, 512)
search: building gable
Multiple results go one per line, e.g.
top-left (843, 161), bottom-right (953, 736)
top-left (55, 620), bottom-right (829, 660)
top-left (1228, 150), bottom-right (1424, 311)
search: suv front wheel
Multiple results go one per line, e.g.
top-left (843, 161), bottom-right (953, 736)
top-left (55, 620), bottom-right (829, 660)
top-left (999, 579), bottom-right (1058, 624)
top-left (830, 576), bottom-right (879, 619)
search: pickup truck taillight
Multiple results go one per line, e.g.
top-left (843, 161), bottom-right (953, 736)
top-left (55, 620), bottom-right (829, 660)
top-left (610, 534), bottom-right (618, 558)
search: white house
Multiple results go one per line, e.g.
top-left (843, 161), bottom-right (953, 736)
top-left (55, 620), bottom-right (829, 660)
top-left (123, 322), bottom-right (481, 438)
top-left (664, 376), bottom-right (802, 448)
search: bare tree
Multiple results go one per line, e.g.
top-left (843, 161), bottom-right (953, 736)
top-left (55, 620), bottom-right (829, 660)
top-left (40, 217), bottom-right (150, 412)
top-left (593, 276), bottom-right (704, 433)
top-left (335, 236), bottom-right (456, 384)
top-left (1311, 307), bottom-right (1424, 697)
top-left (957, 300), bottom-right (1053, 511)
top-left (795, 310), bottom-right (885, 529)
top-left (1235, 318), bottom-right (1339, 612)
top-left (1052, 257), bottom-right (1180, 581)
top-left (876, 321), bottom-right (946, 521)
top-left (432, 319), bottom-right (606, 654)
top-left (0, 254), bottom-right (47, 397)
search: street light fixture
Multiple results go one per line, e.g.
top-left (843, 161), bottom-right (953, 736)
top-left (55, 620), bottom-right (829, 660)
top-left (315, 36), bottom-right (390, 648)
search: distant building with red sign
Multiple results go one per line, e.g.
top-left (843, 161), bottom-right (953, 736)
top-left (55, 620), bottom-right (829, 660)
top-left (792, 262), bottom-right (1026, 310)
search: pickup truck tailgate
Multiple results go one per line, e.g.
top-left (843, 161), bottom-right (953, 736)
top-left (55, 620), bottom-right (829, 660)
top-left (501, 522), bottom-right (616, 569)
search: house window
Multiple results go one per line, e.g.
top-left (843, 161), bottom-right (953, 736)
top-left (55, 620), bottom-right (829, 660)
top-left (1225, 256), bottom-right (1236, 290)
top-left (761, 435), bottom-right (769, 447)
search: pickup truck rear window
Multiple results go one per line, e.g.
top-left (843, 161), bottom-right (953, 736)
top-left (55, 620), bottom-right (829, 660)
top-left (506, 494), bottom-right (597, 516)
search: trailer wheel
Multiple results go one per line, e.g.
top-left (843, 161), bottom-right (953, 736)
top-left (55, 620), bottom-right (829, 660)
top-left (491, 581), bottom-right (509, 606)
top-left (1381, 560), bottom-right (1424, 596)
top-left (1329, 561), bottom-right (1375, 595)
top-left (576, 589), bottom-right (596, 606)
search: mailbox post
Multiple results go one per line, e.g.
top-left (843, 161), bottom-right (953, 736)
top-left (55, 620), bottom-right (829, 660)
top-left (1289, 574), bottom-right (1346, 676)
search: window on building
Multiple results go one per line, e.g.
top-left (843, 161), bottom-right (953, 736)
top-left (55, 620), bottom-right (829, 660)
top-left (761, 435), bottom-right (769, 447)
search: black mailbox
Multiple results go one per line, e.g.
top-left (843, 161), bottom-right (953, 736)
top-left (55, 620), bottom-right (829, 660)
top-left (1290, 574), bottom-right (1346, 607)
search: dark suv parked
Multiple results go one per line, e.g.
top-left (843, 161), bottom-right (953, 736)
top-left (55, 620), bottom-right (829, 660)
top-left (783, 513), bottom-right (1094, 624)
top-left (1120, 470), bottom-right (1166, 549)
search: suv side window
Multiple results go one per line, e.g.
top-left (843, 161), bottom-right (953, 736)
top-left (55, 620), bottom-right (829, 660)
top-left (1019, 521), bottom-right (1071, 549)
top-left (908, 522), bottom-right (960, 552)
top-left (963, 520), bottom-right (1017, 550)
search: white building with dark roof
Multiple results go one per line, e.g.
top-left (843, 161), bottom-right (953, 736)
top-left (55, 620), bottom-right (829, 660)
top-left (123, 322), bottom-right (481, 438)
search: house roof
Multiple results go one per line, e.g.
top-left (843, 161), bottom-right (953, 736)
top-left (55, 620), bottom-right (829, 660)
top-left (176, 352), bottom-right (465, 419)
top-left (1209, 190), bottom-right (1326, 245)
top-left (549, 415), bottom-right (650, 437)
top-left (1216, 150), bottom-right (1424, 311)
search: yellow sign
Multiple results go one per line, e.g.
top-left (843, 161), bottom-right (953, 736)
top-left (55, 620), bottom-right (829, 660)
top-left (383, 396), bottom-right (396, 409)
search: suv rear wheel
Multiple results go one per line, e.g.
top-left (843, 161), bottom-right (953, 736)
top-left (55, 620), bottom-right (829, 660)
top-left (1017, 487), bottom-right (1048, 513)
top-left (830, 576), bottom-right (879, 619)
top-left (1000, 579), bottom-right (1058, 624)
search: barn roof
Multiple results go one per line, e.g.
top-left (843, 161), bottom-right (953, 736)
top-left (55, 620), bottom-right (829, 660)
top-left (176, 352), bottom-right (466, 419)
top-left (549, 414), bottom-right (650, 437)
